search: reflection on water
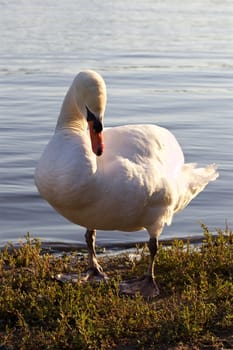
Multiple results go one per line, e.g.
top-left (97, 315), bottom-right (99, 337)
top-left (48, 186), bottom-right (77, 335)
top-left (0, 0), bottom-right (232, 247)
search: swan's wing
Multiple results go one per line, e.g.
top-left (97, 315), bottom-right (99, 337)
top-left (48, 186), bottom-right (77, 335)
top-left (101, 124), bottom-right (184, 178)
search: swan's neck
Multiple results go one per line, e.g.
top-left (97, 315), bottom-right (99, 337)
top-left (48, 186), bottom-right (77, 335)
top-left (56, 83), bottom-right (87, 133)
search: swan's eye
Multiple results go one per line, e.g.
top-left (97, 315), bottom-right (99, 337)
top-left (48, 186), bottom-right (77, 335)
top-left (93, 118), bottom-right (103, 133)
top-left (86, 106), bottom-right (103, 134)
top-left (86, 106), bottom-right (95, 122)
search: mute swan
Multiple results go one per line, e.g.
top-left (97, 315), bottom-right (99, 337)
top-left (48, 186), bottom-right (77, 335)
top-left (35, 70), bottom-right (218, 298)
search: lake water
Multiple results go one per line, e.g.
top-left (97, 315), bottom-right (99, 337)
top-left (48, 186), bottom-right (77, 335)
top-left (0, 0), bottom-right (232, 248)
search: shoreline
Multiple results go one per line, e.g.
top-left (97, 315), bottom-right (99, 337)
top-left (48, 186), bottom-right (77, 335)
top-left (0, 233), bottom-right (212, 255)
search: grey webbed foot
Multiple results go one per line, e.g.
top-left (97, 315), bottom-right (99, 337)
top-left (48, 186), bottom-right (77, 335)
top-left (119, 275), bottom-right (159, 299)
top-left (81, 266), bottom-right (109, 283)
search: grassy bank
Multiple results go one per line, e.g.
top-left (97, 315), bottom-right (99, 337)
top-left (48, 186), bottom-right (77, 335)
top-left (0, 225), bottom-right (233, 349)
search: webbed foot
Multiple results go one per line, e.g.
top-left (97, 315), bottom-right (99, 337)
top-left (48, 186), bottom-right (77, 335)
top-left (81, 267), bottom-right (109, 283)
top-left (119, 275), bottom-right (159, 299)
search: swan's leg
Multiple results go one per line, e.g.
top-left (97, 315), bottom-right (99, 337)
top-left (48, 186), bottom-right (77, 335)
top-left (85, 229), bottom-right (102, 271)
top-left (119, 236), bottom-right (159, 298)
top-left (82, 229), bottom-right (108, 282)
top-left (147, 236), bottom-right (158, 279)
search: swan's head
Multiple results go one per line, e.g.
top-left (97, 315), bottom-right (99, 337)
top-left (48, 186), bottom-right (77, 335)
top-left (57, 70), bottom-right (107, 157)
top-left (76, 70), bottom-right (106, 157)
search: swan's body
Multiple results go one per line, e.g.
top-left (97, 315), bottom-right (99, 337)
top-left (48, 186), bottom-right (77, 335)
top-left (35, 70), bottom-right (218, 297)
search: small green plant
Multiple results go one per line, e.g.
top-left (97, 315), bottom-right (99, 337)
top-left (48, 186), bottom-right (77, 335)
top-left (0, 227), bottom-right (233, 349)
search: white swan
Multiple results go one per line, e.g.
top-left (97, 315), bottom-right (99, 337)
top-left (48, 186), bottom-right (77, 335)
top-left (35, 70), bottom-right (218, 298)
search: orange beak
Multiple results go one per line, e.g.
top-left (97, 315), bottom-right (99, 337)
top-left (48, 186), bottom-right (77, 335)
top-left (88, 121), bottom-right (104, 156)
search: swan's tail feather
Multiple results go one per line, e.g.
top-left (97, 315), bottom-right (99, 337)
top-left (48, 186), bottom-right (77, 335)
top-left (174, 163), bottom-right (219, 213)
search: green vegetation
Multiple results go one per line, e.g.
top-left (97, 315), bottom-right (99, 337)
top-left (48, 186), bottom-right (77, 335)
top-left (0, 225), bottom-right (233, 349)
